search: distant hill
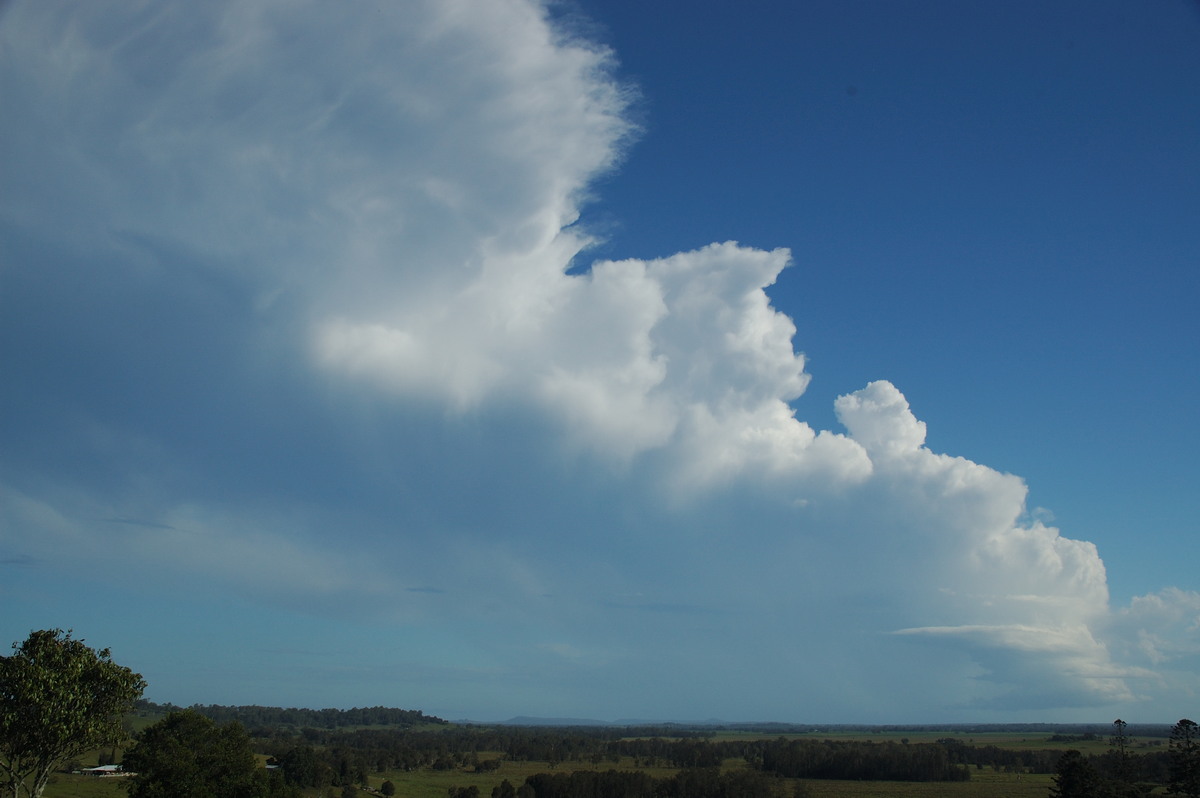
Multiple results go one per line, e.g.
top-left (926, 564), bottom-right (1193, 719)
top-left (494, 716), bottom-right (727, 727)
top-left (498, 716), bottom-right (614, 726)
top-left (135, 700), bottom-right (446, 729)
top-left (474, 718), bottom-right (1177, 738)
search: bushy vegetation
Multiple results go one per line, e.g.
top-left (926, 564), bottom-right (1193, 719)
top-left (122, 711), bottom-right (268, 798)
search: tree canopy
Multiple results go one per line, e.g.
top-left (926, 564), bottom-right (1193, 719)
top-left (123, 710), bottom-right (264, 798)
top-left (0, 629), bottom-right (145, 798)
top-left (1170, 719), bottom-right (1200, 798)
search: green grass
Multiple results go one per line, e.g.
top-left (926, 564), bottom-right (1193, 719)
top-left (362, 755), bottom-right (684, 798)
top-left (41, 757), bottom-right (1168, 798)
top-left (42, 773), bottom-right (131, 798)
top-left (40, 729), bottom-right (1163, 798)
top-left (355, 756), bottom-right (1058, 798)
top-left (712, 728), bottom-right (1122, 755)
top-left (797, 771), bottom-right (1054, 798)
top-left (358, 763), bottom-right (1066, 798)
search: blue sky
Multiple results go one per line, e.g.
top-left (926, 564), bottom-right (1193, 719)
top-left (2, 0), bottom-right (1198, 724)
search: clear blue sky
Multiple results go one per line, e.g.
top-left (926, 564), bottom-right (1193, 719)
top-left (2, 0), bottom-right (1198, 724)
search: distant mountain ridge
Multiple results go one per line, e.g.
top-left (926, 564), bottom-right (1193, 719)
top-left (498, 716), bottom-right (613, 726)
top-left (494, 716), bottom-right (728, 727)
top-left (464, 718), bottom-right (1177, 737)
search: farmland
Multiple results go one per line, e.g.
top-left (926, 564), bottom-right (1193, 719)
top-left (39, 706), bottom-right (1183, 798)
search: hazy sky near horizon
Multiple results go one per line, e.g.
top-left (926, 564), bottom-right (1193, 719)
top-left (2, 0), bottom-right (1199, 723)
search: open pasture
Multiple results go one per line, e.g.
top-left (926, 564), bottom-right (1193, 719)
top-left (711, 727), bottom-right (1120, 754)
top-left (798, 771), bottom-right (1054, 798)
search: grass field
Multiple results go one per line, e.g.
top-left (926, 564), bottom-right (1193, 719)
top-left (352, 763), bottom-right (1067, 798)
top-left (44, 772), bottom-right (1031, 798)
top-left (359, 764), bottom-right (1061, 798)
top-left (45, 760), bottom-right (1047, 798)
top-left (42, 774), bottom-right (131, 798)
top-left (362, 755), bottom-right (684, 798)
top-left (41, 728), bottom-right (1170, 798)
top-left (39, 761), bottom-right (1168, 798)
top-left (711, 728), bottom-right (1117, 753)
top-left (798, 772), bottom-right (1053, 798)
top-left (330, 752), bottom-right (1060, 798)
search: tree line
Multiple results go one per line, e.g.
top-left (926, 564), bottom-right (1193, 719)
top-left (243, 726), bottom-right (973, 782)
top-left (137, 701), bottom-right (444, 731)
top-left (756, 737), bottom-right (968, 782)
top-left (514, 767), bottom-right (787, 798)
top-left (1049, 718), bottom-right (1200, 798)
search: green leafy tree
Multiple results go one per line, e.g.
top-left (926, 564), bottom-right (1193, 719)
top-left (279, 746), bottom-right (329, 788)
top-left (0, 629), bottom-right (145, 798)
top-left (1051, 750), bottom-right (1103, 798)
top-left (122, 710), bottom-right (262, 798)
top-left (1169, 719), bottom-right (1200, 798)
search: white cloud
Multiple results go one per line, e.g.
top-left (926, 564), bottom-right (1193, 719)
top-left (0, 0), bottom-right (1195, 719)
top-left (896, 623), bottom-right (1143, 708)
top-left (835, 380), bottom-right (927, 458)
top-left (1106, 587), bottom-right (1200, 707)
top-left (318, 240), bottom-right (874, 486)
top-left (817, 381), bottom-right (1123, 707)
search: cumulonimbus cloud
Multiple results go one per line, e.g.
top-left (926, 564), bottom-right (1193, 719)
top-left (1, 0), bottom-right (1195, 717)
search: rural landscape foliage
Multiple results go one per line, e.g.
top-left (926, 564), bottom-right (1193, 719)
top-left (3, 631), bottom-right (1199, 798)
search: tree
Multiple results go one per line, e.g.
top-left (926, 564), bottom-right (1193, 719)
top-left (279, 745), bottom-right (329, 788)
top-left (0, 629), bottom-right (145, 798)
top-left (1111, 719), bottom-right (1130, 771)
top-left (1099, 718), bottom-right (1154, 798)
top-left (1107, 719), bottom-right (1137, 796)
top-left (123, 710), bottom-right (262, 798)
top-left (1169, 719), bottom-right (1200, 798)
top-left (1051, 750), bottom-right (1102, 798)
